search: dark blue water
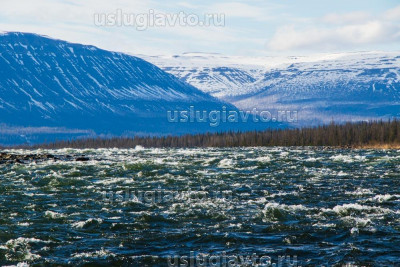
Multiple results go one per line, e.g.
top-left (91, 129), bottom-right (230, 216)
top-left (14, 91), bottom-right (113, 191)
top-left (0, 147), bottom-right (399, 266)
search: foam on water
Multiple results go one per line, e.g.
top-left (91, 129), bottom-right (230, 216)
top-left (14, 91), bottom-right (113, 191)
top-left (0, 147), bottom-right (399, 265)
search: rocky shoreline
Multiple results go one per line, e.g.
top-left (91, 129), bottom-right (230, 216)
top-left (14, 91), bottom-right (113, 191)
top-left (0, 152), bottom-right (90, 164)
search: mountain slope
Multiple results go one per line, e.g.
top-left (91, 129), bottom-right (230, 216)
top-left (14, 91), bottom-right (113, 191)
top-left (140, 53), bottom-right (268, 99)
top-left (143, 52), bottom-right (400, 125)
top-left (0, 33), bottom-right (276, 144)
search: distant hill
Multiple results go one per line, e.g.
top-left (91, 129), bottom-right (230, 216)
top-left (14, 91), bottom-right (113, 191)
top-left (0, 33), bottom-right (280, 144)
top-left (143, 52), bottom-right (400, 125)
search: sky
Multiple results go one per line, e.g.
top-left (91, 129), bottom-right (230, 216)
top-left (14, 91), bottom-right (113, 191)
top-left (0, 0), bottom-right (399, 56)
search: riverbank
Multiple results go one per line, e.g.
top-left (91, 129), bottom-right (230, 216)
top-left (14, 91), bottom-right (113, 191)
top-left (353, 143), bottom-right (400, 149)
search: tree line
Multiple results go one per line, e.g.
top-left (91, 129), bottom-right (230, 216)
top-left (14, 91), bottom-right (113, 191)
top-left (30, 119), bottom-right (400, 149)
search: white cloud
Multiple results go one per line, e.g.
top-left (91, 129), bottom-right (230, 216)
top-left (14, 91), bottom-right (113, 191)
top-left (0, 0), bottom-right (152, 29)
top-left (385, 5), bottom-right (400, 21)
top-left (322, 11), bottom-right (371, 25)
top-left (0, 0), bottom-right (399, 56)
top-left (268, 7), bottom-right (400, 52)
top-left (0, 0), bottom-right (236, 55)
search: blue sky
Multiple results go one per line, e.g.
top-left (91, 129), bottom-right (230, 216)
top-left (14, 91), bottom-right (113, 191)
top-left (0, 0), bottom-right (399, 56)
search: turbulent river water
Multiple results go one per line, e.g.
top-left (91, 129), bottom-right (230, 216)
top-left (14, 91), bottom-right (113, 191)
top-left (0, 147), bottom-right (399, 266)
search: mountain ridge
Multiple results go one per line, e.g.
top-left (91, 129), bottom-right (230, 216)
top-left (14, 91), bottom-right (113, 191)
top-left (141, 51), bottom-right (400, 125)
top-left (0, 32), bottom-right (278, 144)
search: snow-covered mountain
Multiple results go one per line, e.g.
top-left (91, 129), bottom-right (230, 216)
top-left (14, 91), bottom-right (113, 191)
top-left (140, 53), bottom-right (269, 99)
top-left (0, 33), bottom-right (276, 144)
top-left (142, 52), bottom-right (400, 125)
